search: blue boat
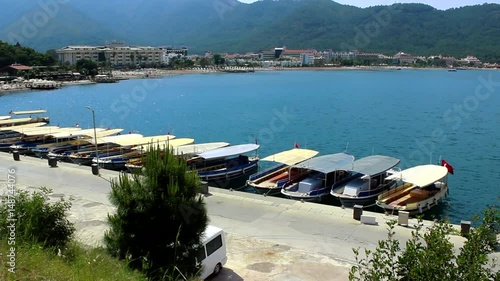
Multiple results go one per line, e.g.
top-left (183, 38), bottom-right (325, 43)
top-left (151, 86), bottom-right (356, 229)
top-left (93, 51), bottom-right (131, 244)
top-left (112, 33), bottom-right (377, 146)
top-left (330, 155), bottom-right (401, 208)
top-left (281, 153), bottom-right (355, 202)
top-left (190, 144), bottom-right (260, 187)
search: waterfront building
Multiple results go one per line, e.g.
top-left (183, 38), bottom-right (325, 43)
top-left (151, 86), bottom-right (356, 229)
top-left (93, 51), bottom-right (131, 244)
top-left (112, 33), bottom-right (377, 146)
top-left (56, 41), bottom-right (188, 66)
top-left (393, 51), bottom-right (415, 65)
top-left (460, 55), bottom-right (481, 66)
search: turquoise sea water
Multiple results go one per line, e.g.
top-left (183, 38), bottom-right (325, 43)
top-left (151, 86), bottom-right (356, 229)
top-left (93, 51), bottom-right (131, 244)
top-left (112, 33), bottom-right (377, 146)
top-left (0, 69), bottom-right (499, 223)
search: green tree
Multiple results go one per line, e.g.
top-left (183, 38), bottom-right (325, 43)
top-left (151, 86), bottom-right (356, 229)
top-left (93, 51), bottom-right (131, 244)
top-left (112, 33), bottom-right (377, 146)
top-left (75, 59), bottom-right (98, 77)
top-left (213, 54), bottom-right (225, 68)
top-left (350, 206), bottom-right (500, 281)
top-left (104, 145), bottom-right (209, 280)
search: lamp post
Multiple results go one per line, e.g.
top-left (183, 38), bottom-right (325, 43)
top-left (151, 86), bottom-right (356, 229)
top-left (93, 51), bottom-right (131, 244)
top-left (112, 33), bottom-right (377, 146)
top-left (86, 106), bottom-right (99, 175)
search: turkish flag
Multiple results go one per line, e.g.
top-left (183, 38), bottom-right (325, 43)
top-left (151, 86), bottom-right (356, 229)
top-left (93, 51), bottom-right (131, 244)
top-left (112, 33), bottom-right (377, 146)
top-left (441, 160), bottom-right (454, 175)
top-left (294, 142), bottom-right (299, 148)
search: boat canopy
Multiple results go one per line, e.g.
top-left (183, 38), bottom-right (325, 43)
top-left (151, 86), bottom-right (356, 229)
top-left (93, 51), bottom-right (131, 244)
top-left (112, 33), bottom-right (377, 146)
top-left (10, 109), bottom-right (47, 115)
top-left (49, 128), bottom-right (106, 138)
top-left (261, 148), bottom-right (319, 166)
top-left (92, 134), bottom-right (144, 145)
top-left (23, 127), bottom-right (81, 137)
top-left (96, 134), bottom-right (176, 147)
top-left (0, 116), bottom-right (11, 120)
top-left (198, 144), bottom-right (260, 160)
top-left (173, 142), bottom-right (230, 156)
top-left (95, 128), bottom-right (124, 138)
top-left (0, 117), bottom-right (33, 126)
top-left (385, 164), bottom-right (448, 187)
top-left (351, 155), bottom-right (400, 176)
top-left (135, 138), bottom-right (195, 151)
top-left (0, 122), bottom-right (47, 131)
top-left (292, 153), bottom-right (354, 174)
top-left (3, 123), bottom-right (51, 132)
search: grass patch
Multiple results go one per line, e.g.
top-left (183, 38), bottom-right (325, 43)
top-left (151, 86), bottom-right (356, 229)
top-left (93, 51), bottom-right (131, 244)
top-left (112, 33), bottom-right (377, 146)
top-left (0, 240), bottom-right (146, 281)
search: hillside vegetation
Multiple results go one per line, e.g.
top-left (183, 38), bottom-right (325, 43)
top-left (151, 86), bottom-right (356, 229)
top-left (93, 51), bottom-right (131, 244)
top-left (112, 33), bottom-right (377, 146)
top-left (0, 0), bottom-right (499, 60)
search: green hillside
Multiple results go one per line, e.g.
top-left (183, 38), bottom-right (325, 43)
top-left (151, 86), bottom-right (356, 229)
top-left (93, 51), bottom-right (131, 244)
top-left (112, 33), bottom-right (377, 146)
top-left (0, 0), bottom-right (499, 61)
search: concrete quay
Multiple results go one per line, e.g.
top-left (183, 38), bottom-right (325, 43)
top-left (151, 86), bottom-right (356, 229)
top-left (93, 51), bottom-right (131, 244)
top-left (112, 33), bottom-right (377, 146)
top-left (0, 152), bottom-right (495, 281)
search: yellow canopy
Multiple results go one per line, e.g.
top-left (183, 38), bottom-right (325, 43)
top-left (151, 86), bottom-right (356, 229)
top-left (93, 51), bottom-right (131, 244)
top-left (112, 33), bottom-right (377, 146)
top-left (261, 148), bottom-right (319, 166)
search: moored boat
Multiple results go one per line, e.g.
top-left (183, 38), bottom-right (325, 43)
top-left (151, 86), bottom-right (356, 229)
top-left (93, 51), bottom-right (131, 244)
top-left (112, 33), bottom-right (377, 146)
top-left (247, 148), bottom-right (319, 196)
top-left (376, 164), bottom-right (449, 215)
top-left (330, 155), bottom-right (401, 208)
top-left (281, 153), bottom-right (355, 202)
top-left (189, 144), bottom-right (260, 187)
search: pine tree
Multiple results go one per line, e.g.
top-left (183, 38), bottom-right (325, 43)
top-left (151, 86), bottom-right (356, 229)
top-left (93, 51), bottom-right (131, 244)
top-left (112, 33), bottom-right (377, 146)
top-left (104, 145), bottom-right (208, 280)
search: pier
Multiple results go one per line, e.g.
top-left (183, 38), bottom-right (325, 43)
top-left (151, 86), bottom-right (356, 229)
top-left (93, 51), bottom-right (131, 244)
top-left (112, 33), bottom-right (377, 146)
top-left (1, 152), bottom-right (492, 280)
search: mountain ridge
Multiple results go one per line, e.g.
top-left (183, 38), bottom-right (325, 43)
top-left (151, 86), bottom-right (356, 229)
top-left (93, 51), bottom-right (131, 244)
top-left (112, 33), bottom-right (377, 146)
top-left (0, 0), bottom-right (499, 60)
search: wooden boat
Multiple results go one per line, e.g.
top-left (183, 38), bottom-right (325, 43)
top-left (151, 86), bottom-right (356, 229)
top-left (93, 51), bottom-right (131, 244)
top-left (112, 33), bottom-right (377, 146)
top-left (9, 127), bottom-right (82, 154)
top-left (376, 164), bottom-right (449, 215)
top-left (124, 140), bottom-right (222, 173)
top-left (96, 138), bottom-right (194, 171)
top-left (330, 155), bottom-right (400, 208)
top-left (247, 148), bottom-right (319, 196)
top-left (189, 144), bottom-right (259, 186)
top-left (281, 153), bottom-right (355, 202)
top-left (68, 134), bottom-right (144, 165)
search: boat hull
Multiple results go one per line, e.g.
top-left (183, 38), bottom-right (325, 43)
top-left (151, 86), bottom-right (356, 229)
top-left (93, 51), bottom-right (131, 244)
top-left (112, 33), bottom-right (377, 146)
top-left (198, 160), bottom-right (259, 188)
top-left (376, 183), bottom-right (448, 216)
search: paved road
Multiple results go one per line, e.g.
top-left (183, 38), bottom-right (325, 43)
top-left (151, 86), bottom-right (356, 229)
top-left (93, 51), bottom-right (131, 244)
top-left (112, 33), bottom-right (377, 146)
top-left (0, 153), bottom-right (494, 280)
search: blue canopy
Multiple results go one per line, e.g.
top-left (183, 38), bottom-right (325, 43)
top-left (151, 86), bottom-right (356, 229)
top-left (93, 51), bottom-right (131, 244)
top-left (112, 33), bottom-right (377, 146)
top-left (292, 153), bottom-right (355, 174)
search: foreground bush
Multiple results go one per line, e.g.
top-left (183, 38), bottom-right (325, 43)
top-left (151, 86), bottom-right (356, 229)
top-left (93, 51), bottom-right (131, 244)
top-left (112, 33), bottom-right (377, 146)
top-left (105, 146), bottom-right (208, 280)
top-left (0, 187), bottom-right (75, 248)
top-left (349, 206), bottom-right (500, 281)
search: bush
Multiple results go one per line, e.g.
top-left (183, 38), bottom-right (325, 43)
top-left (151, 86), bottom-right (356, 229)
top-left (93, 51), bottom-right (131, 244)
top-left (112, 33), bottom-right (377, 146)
top-left (0, 187), bottom-right (75, 249)
top-left (349, 206), bottom-right (500, 281)
top-left (105, 145), bottom-right (208, 280)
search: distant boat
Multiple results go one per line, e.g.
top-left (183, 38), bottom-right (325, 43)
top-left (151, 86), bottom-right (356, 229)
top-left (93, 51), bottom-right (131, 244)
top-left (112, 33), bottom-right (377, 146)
top-left (330, 155), bottom-right (401, 208)
top-left (280, 153), bottom-right (355, 202)
top-left (376, 164), bottom-right (450, 215)
top-left (448, 68), bottom-right (457, 72)
top-left (247, 148), bottom-right (319, 196)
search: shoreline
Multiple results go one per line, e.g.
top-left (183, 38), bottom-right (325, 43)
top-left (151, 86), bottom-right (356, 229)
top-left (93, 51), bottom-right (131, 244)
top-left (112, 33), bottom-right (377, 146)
top-left (1, 66), bottom-right (497, 96)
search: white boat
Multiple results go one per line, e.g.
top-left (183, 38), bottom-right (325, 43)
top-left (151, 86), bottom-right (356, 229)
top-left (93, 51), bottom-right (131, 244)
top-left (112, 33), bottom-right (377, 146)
top-left (173, 142), bottom-right (230, 157)
top-left (190, 144), bottom-right (260, 186)
top-left (281, 153), bottom-right (355, 202)
top-left (376, 164), bottom-right (449, 215)
top-left (125, 141), bottom-right (225, 173)
top-left (247, 148), bottom-right (319, 195)
top-left (330, 155), bottom-right (401, 208)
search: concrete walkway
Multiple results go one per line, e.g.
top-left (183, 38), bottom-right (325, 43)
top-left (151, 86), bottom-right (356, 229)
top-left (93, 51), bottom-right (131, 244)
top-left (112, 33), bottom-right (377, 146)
top-left (0, 153), bottom-right (495, 280)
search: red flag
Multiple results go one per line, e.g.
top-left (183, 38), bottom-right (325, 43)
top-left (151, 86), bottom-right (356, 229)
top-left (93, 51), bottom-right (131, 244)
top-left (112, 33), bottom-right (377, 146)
top-left (294, 142), bottom-right (299, 148)
top-left (441, 159), bottom-right (454, 175)
top-left (167, 130), bottom-right (171, 135)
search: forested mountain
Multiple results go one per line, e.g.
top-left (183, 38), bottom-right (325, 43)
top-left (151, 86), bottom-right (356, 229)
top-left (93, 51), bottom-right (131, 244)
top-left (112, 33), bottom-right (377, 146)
top-left (1, 0), bottom-right (499, 60)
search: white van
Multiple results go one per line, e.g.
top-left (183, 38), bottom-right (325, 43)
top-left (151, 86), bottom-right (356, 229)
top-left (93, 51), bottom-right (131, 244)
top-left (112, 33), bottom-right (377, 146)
top-left (197, 225), bottom-right (228, 279)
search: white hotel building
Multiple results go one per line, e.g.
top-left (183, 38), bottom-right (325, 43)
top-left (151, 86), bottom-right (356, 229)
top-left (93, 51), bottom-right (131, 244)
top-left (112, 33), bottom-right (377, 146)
top-left (56, 41), bottom-right (188, 66)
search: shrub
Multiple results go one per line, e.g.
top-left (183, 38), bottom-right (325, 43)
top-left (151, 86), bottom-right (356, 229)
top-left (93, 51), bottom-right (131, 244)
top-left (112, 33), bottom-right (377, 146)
top-left (0, 187), bottom-right (75, 249)
top-left (349, 206), bottom-right (500, 281)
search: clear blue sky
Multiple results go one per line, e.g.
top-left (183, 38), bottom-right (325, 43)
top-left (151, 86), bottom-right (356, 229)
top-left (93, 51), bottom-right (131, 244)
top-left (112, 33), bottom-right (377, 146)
top-left (238, 0), bottom-right (500, 10)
